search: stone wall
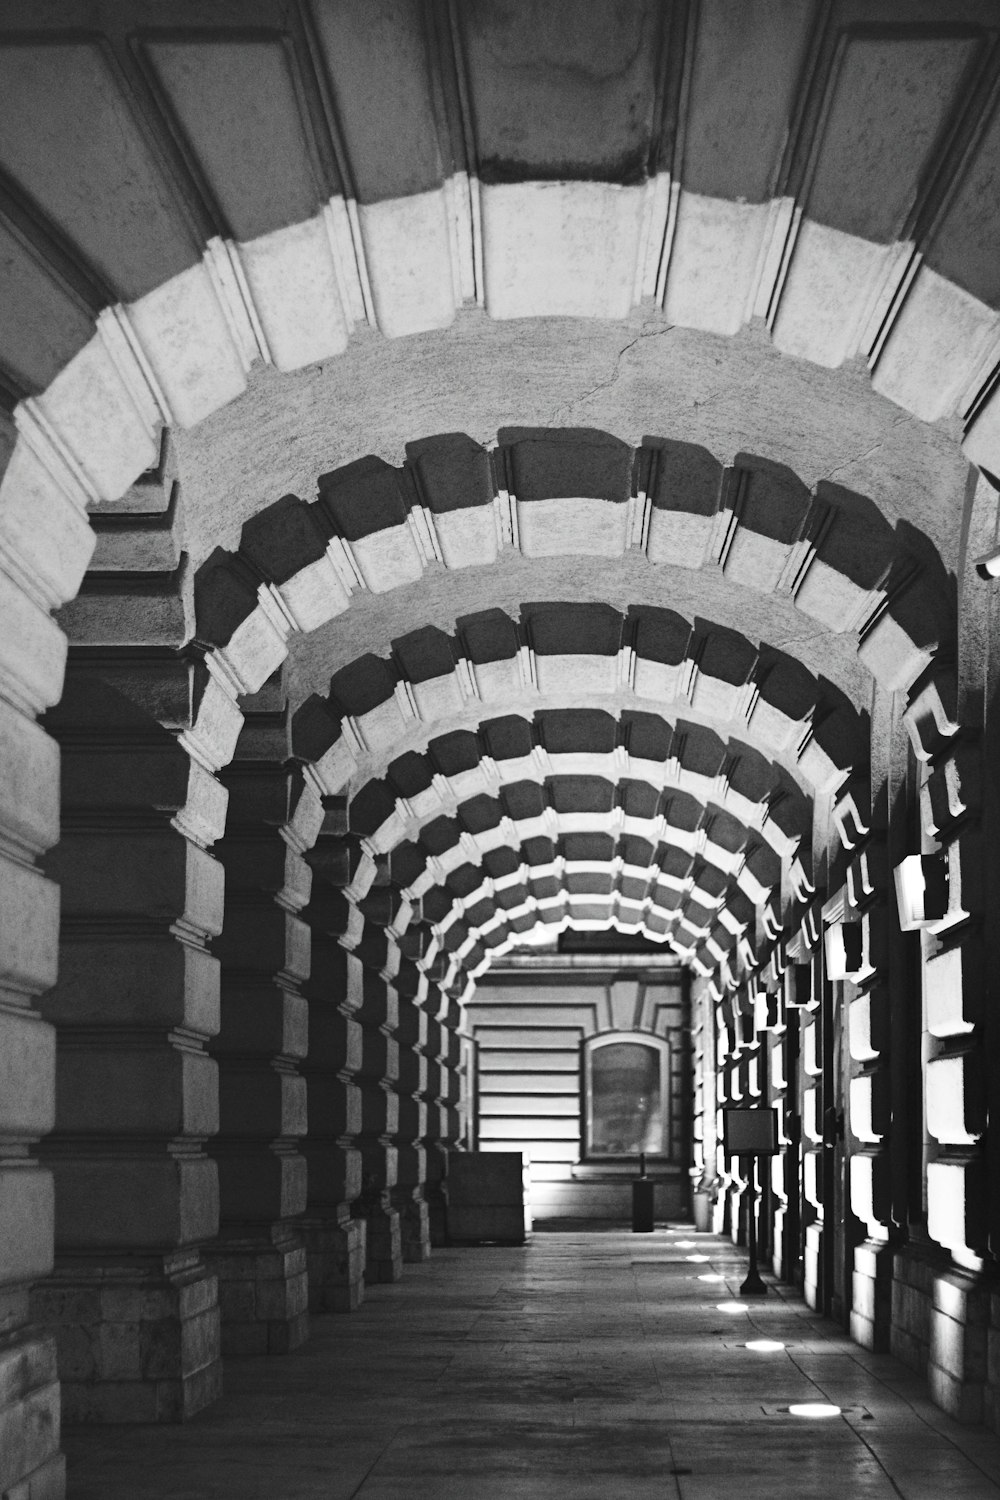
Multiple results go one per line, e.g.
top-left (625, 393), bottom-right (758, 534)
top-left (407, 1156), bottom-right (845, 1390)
top-left (467, 965), bottom-right (689, 1221)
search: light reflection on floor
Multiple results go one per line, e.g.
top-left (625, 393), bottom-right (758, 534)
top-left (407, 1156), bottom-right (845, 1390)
top-left (65, 1227), bottom-right (1000, 1499)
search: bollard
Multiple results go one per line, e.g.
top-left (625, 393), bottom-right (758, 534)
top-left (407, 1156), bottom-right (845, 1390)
top-left (632, 1151), bottom-right (654, 1233)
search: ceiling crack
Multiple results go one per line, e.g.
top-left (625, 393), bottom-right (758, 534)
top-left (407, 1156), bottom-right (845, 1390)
top-left (550, 322), bottom-right (675, 426)
top-left (823, 413), bottom-right (911, 484)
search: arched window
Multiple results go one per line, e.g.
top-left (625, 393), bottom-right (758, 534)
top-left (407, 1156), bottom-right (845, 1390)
top-left (583, 1033), bottom-right (671, 1160)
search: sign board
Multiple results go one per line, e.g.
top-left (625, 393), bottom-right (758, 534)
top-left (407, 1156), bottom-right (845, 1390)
top-left (722, 1106), bottom-right (780, 1156)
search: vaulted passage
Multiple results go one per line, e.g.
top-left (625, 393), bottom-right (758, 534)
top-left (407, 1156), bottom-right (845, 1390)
top-left (6, 5), bottom-right (1000, 1497)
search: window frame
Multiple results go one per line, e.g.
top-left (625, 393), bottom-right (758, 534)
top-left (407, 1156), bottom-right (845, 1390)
top-left (581, 1030), bottom-right (672, 1163)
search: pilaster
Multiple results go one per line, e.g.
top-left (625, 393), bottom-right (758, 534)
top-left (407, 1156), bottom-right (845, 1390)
top-left (350, 962), bottom-right (402, 1284)
top-left (35, 649), bottom-right (224, 1423)
top-left (393, 967), bottom-right (431, 1263)
top-left (208, 692), bottom-right (311, 1354)
top-left (300, 822), bottom-right (366, 1312)
top-left (0, 760), bottom-right (62, 1485)
top-left (421, 1004), bottom-right (451, 1247)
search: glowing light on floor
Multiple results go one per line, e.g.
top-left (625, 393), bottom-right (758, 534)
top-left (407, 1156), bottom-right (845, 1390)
top-left (674, 1240), bottom-right (696, 1248)
top-left (696, 1273), bottom-right (726, 1283)
top-left (716, 1301), bottom-right (749, 1313)
top-left (788, 1402), bottom-right (842, 1418)
top-left (745, 1339), bottom-right (786, 1352)
top-left (685, 1254), bottom-right (710, 1263)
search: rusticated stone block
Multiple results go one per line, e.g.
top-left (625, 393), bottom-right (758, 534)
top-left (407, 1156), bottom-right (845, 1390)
top-left (216, 1066), bottom-right (307, 1138)
top-left (302, 1218), bottom-right (366, 1313)
top-left (0, 1333), bottom-right (61, 1500)
top-left (3, 1450), bottom-right (66, 1500)
top-left (930, 1305), bottom-right (986, 1384)
top-left (97, 1321), bottom-right (141, 1382)
top-left (209, 1228), bottom-right (310, 1356)
top-left (890, 1249), bottom-right (938, 1374)
top-left (214, 1148), bottom-right (307, 1223)
top-left (851, 1236), bottom-right (893, 1356)
top-left (213, 906), bottom-right (310, 979)
top-left (48, 832), bottom-right (223, 936)
top-left (926, 1054), bottom-right (985, 1147)
top-left (360, 1088), bottom-right (398, 1137)
top-left (54, 1045), bottom-right (218, 1138)
top-left (0, 858), bottom-right (59, 998)
top-left (928, 1360), bottom-right (984, 1426)
top-left (31, 1257), bottom-right (220, 1425)
top-left (0, 1379), bottom-right (58, 1488)
top-left (396, 1194), bottom-right (430, 1264)
top-left (215, 987), bottom-right (308, 1061)
top-left (927, 1158), bottom-right (987, 1255)
top-left (0, 1336), bottom-right (57, 1414)
top-left (45, 1153), bottom-right (219, 1251)
top-left (0, 1167), bottom-right (53, 1287)
top-left (43, 936), bottom-right (219, 1035)
top-left (803, 1223), bottom-right (821, 1310)
top-left (356, 1207), bottom-right (402, 1285)
top-left (890, 1324), bottom-right (926, 1374)
top-left (0, 1010), bottom-right (54, 1141)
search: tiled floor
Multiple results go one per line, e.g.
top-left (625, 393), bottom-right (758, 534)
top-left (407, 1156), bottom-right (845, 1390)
top-left (65, 1227), bottom-right (1000, 1498)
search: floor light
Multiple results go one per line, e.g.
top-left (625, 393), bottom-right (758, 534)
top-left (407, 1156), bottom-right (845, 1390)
top-left (788, 1402), bottom-right (842, 1418)
top-left (716, 1301), bottom-right (749, 1313)
top-left (975, 546), bottom-right (1000, 580)
top-left (745, 1339), bottom-right (785, 1352)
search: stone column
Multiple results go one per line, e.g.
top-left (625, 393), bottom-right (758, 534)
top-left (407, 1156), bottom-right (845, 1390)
top-left (35, 649), bottom-right (224, 1422)
top-left (393, 917), bottom-right (449, 1246)
top-left (392, 960), bottom-right (431, 1263)
top-left (348, 950), bottom-right (402, 1285)
top-left (0, 422), bottom-right (85, 1494)
top-left (207, 692), bottom-right (311, 1354)
top-left (421, 999), bottom-right (451, 1247)
top-left (299, 805), bottom-right (366, 1312)
top-left (436, 986), bottom-right (466, 1230)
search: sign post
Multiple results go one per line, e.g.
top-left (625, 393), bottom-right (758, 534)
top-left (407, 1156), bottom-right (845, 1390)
top-left (722, 1107), bottom-right (780, 1298)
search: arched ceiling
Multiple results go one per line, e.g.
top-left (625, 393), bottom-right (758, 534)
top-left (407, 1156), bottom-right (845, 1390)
top-left (2, 0), bottom-right (996, 990)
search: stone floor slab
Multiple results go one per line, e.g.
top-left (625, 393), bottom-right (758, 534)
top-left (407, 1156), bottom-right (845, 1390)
top-left (64, 1228), bottom-right (1000, 1499)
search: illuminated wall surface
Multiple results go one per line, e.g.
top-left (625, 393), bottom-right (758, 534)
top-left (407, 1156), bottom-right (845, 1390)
top-left (5, 3), bottom-right (1000, 1491)
top-left (467, 971), bottom-right (688, 1219)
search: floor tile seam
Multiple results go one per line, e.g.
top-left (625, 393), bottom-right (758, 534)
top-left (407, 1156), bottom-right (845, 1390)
top-left (786, 1348), bottom-right (1000, 1490)
top-left (839, 1413), bottom-right (940, 1500)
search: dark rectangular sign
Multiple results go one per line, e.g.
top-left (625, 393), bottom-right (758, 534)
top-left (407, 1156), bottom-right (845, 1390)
top-left (722, 1107), bottom-right (780, 1156)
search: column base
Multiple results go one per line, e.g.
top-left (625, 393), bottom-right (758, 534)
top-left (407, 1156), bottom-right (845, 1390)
top-left (803, 1222), bottom-right (822, 1310)
top-left (425, 1185), bottom-right (447, 1248)
top-left (354, 1206), bottom-right (402, 1284)
top-left (301, 1216), bottom-right (366, 1313)
top-left (394, 1192), bottom-right (431, 1264)
top-left (0, 1301), bottom-right (64, 1499)
top-left (29, 1252), bottom-right (220, 1424)
top-left (208, 1225), bottom-right (309, 1356)
top-left (927, 1268), bottom-right (988, 1425)
top-left (850, 1239), bottom-right (892, 1352)
top-left (2, 1453), bottom-right (66, 1500)
top-left (890, 1245), bottom-right (936, 1375)
top-left (424, 1144), bottom-right (448, 1249)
